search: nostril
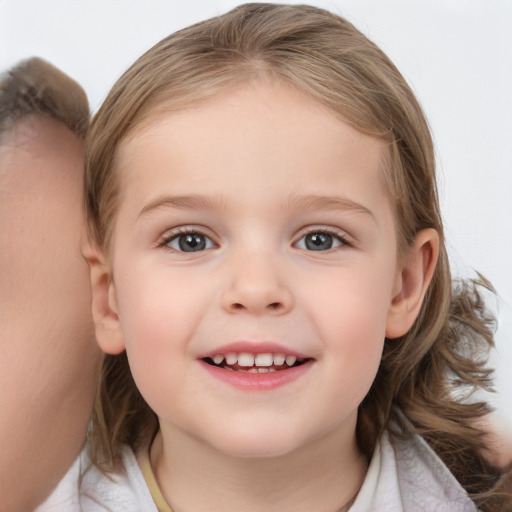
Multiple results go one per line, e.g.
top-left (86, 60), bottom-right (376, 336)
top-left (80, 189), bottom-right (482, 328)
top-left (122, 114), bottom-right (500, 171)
top-left (230, 302), bottom-right (282, 312)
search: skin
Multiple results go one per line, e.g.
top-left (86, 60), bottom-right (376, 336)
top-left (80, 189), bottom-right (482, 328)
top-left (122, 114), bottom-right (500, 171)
top-left (88, 81), bottom-right (438, 511)
top-left (0, 116), bottom-right (101, 511)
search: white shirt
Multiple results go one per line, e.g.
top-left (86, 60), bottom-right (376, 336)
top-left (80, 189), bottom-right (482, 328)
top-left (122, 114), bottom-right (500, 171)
top-left (34, 456), bottom-right (81, 512)
top-left (350, 432), bottom-right (477, 511)
top-left (45, 431), bottom-right (478, 511)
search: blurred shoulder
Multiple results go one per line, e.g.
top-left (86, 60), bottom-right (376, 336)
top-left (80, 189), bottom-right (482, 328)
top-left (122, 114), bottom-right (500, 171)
top-left (79, 445), bottom-right (157, 512)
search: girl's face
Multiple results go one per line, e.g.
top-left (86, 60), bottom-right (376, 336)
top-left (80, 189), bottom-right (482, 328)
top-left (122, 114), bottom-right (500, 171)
top-left (104, 81), bottom-right (404, 458)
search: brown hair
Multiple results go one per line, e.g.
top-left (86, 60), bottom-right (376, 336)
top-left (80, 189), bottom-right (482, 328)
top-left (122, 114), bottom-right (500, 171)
top-left (0, 57), bottom-right (89, 140)
top-left (85, 4), bottom-right (511, 509)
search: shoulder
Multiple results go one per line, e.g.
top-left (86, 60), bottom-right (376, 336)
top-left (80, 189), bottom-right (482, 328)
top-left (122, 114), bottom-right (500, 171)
top-left (79, 445), bottom-right (157, 512)
top-left (393, 432), bottom-right (478, 512)
top-left (350, 431), bottom-right (478, 512)
top-left (34, 455), bottom-right (81, 512)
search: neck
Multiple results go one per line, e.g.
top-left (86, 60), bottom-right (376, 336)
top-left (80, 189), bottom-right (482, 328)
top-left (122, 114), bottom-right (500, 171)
top-left (150, 420), bottom-right (368, 512)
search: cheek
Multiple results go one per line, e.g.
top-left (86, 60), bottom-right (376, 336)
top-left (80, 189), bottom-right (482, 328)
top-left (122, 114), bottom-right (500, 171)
top-left (112, 265), bottom-right (208, 400)
top-left (115, 262), bottom-right (206, 343)
top-left (306, 261), bottom-right (395, 392)
top-left (308, 258), bottom-right (395, 334)
top-left (1, 179), bottom-right (92, 345)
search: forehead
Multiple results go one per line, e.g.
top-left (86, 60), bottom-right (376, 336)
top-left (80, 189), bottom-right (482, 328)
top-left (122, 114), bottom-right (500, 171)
top-left (0, 116), bottom-right (84, 218)
top-left (1, 115), bottom-right (82, 174)
top-left (0, 114), bottom-right (87, 306)
top-left (117, 81), bottom-right (388, 196)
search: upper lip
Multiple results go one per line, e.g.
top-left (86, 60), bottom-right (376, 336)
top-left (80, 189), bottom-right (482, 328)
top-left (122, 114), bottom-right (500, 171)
top-left (198, 341), bottom-right (310, 360)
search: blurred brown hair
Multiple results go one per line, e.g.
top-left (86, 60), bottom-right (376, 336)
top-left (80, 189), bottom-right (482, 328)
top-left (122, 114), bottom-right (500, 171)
top-left (0, 57), bottom-right (88, 139)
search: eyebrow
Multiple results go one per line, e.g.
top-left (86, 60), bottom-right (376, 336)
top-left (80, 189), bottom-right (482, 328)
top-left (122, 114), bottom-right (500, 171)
top-left (138, 194), bottom-right (226, 218)
top-left (283, 194), bottom-right (375, 220)
top-left (138, 193), bottom-right (375, 221)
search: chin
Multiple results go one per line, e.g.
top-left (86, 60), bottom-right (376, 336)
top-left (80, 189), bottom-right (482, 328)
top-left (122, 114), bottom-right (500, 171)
top-left (204, 424), bottom-right (304, 460)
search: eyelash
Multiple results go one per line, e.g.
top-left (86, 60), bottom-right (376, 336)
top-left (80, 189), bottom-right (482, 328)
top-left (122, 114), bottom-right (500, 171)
top-left (158, 227), bottom-right (216, 252)
top-left (294, 227), bottom-right (352, 251)
top-left (158, 226), bottom-right (352, 253)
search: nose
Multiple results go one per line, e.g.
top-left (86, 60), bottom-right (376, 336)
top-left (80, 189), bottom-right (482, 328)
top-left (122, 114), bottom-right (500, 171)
top-left (221, 252), bottom-right (293, 315)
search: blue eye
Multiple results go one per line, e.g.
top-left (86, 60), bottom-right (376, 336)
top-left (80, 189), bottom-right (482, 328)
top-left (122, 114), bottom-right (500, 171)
top-left (296, 231), bottom-right (346, 251)
top-left (165, 232), bottom-right (215, 252)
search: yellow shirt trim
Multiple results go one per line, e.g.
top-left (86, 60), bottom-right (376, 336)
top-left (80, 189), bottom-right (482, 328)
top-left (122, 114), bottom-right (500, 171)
top-left (137, 445), bottom-right (173, 512)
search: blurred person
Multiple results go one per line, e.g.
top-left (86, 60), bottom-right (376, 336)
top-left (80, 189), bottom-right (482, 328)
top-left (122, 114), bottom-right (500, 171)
top-left (0, 57), bottom-right (101, 511)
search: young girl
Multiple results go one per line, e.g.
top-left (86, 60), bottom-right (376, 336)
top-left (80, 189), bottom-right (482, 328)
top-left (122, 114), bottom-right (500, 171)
top-left (81, 3), bottom-right (511, 511)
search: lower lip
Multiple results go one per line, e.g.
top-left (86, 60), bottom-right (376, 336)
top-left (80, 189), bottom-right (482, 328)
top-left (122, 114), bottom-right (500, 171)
top-left (199, 360), bottom-right (314, 391)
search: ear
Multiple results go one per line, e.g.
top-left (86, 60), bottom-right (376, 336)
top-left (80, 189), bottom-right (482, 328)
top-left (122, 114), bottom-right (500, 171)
top-left (82, 241), bottom-right (126, 355)
top-left (386, 228), bottom-right (439, 339)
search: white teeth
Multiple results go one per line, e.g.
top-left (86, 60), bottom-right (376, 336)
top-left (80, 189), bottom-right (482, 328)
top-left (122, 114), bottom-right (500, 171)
top-left (285, 355), bottom-right (297, 366)
top-left (212, 354), bottom-right (224, 365)
top-left (254, 353), bottom-right (273, 367)
top-left (273, 353), bottom-right (286, 365)
top-left (238, 352), bottom-right (255, 367)
top-left (248, 368), bottom-right (258, 373)
top-left (225, 352), bottom-right (237, 365)
top-left (211, 351), bottom-right (303, 370)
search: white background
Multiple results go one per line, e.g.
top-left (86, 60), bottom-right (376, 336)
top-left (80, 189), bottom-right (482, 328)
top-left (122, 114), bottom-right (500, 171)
top-left (1, 0), bottom-right (511, 422)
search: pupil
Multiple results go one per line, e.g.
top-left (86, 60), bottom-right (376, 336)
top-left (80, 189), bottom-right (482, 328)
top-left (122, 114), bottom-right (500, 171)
top-left (305, 233), bottom-right (332, 251)
top-left (179, 233), bottom-right (206, 252)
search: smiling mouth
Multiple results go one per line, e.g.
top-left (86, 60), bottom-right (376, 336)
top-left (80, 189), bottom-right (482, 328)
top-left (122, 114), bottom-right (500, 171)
top-left (202, 352), bottom-right (309, 373)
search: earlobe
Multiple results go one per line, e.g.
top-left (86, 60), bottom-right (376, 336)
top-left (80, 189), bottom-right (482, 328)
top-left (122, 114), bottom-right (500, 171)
top-left (385, 228), bottom-right (439, 339)
top-left (82, 242), bottom-right (126, 355)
